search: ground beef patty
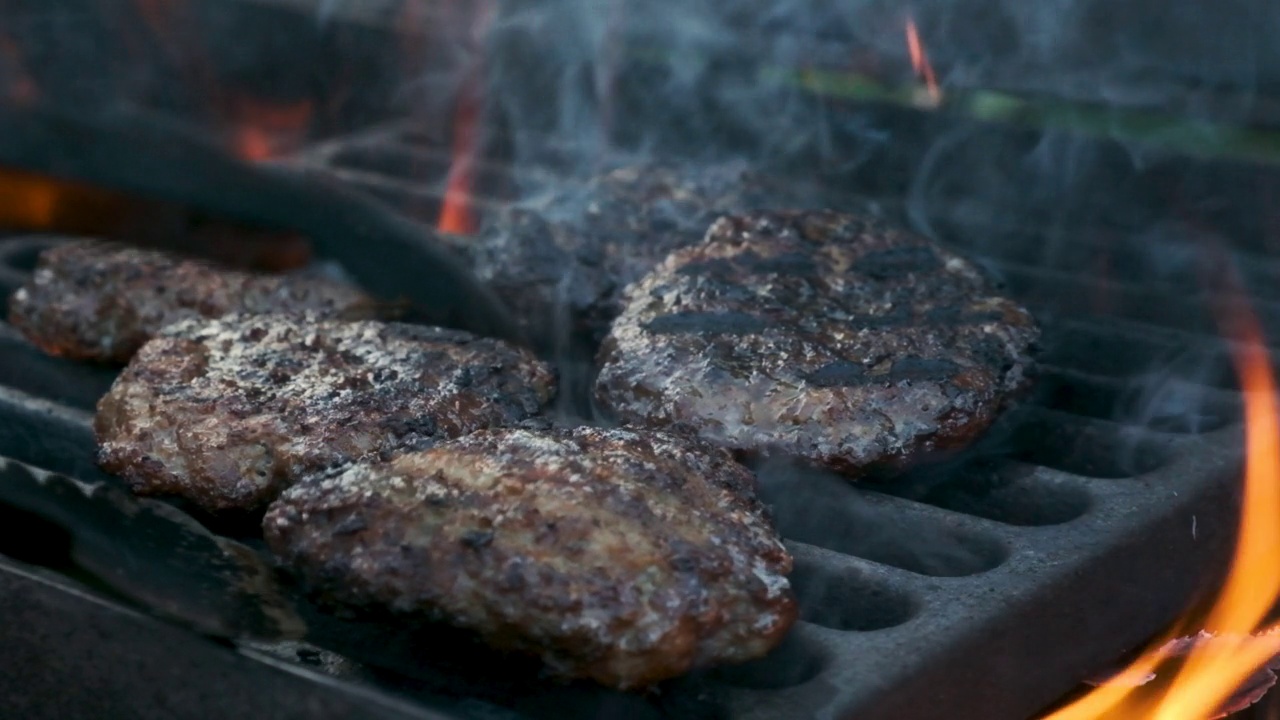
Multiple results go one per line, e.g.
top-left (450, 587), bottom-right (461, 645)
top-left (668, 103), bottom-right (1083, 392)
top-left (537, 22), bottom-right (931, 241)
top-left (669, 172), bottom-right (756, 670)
top-left (8, 240), bottom-right (377, 363)
top-left (95, 314), bottom-right (556, 512)
top-left (463, 161), bottom-right (811, 347)
top-left (262, 425), bottom-right (795, 689)
top-left (594, 210), bottom-right (1040, 477)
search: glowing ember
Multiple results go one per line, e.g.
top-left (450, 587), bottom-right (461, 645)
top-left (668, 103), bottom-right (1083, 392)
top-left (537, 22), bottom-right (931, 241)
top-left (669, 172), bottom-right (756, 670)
top-left (904, 16), bottom-right (941, 105)
top-left (1043, 294), bottom-right (1280, 718)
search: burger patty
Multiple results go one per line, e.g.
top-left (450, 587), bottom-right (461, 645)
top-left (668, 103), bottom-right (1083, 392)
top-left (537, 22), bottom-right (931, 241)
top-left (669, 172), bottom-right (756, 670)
top-left (262, 425), bottom-right (796, 689)
top-left (95, 314), bottom-right (557, 512)
top-left (594, 210), bottom-right (1040, 476)
top-left (7, 240), bottom-right (377, 363)
top-left (463, 161), bottom-right (811, 348)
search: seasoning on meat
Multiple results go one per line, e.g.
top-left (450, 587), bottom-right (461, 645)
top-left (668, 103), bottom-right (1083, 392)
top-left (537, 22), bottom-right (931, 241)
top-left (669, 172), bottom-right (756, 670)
top-left (262, 425), bottom-right (796, 689)
top-left (594, 210), bottom-right (1040, 477)
top-left (463, 160), bottom-right (814, 348)
top-left (7, 240), bottom-right (377, 363)
top-left (95, 313), bottom-right (557, 512)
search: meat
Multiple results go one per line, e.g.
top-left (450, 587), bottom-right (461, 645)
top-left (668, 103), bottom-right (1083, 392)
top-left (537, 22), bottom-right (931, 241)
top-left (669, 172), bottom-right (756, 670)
top-left (95, 314), bottom-right (556, 512)
top-left (262, 425), bottom-right (796, 689)
top-left (594, 210), bottom-right (1040, 477)
top-left (7, 240), bottom-right (377, 363)
top-left (463, 161), bottom-right (812, 348)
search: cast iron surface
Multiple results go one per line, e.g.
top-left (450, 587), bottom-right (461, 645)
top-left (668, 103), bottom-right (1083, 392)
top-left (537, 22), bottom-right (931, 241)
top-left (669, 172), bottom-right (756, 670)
top-left (0, 129), bottom-right (1253, 719)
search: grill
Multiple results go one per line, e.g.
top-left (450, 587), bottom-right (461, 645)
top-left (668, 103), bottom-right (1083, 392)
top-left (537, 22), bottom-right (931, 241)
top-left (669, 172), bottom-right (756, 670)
top-left (0, 110), bottom-right (1259, 720)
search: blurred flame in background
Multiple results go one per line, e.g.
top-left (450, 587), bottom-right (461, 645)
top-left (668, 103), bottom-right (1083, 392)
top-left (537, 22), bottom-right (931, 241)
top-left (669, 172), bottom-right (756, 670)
top-left (437, 0), bottom-right (493, 236)
top-left (904, 16), bottom-right (940, 105)
top-left (131, 0), bottom-right (314, 161)
top-left (437, 70), bottom-right (481, 235)
top-left (227, 96), bottom-right (315, 162)
top-left (0, 169), bottom-right (142, 235)
top-left (0, 32), bottom-right (37, 105)
top-left (1042, 278), bottom-right (1280, 718)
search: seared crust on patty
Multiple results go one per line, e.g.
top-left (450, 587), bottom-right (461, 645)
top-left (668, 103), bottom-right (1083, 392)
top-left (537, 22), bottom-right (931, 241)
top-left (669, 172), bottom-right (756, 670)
top-left (8, 240), bottom-right (376, 363)
top-left (465, 161), bottom-right (807, 347)
top-left (262, 426), bottom-right (796, 689)
top-left (594, 210), bottom-right (1040, 476)
top-left (95, 314), bottom-right (556, 512)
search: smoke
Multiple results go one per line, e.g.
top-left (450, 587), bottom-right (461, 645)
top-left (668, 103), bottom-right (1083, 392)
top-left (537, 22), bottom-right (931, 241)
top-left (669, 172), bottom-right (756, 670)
top-left (753, 456), bottom-right (1001, 578)
top-left (469, 0), bottom-right (1276, 271)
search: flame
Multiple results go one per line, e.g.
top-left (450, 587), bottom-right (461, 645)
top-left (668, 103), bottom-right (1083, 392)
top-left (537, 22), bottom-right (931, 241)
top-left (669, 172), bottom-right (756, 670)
top-left (0, 33), bottom-right (37, 105)
top-left (130, 0), bottom-right (313, 161)
top-left (436, 0), bottom-right (493, 236)
top-left (904, 16), bottom-right (941, 105)
top-left (227, 96), bottom-right (314, 162)
top-left (1043, 295), bottom-right (1280, 719)
top-left (0, 169), bottom-right (142, 235)
top-left (437, 78), bottom-right (480, 236)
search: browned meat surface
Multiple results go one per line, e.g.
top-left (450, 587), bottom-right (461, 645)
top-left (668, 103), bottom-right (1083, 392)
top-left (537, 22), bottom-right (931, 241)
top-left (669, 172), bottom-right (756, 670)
top-left (95, 314), bottom-right (556, 512)
top-left (595, 210), bottom-right (1040, 477)
top-left (7, 240), bottom-right (376, 363)
top-left (263, 425), bottom-right (796, 689)
top-left (464, 161), bottom-right (815, 348)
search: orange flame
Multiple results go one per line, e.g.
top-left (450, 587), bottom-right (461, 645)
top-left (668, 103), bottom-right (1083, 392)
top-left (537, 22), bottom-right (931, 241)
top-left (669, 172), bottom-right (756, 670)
top-left (131, 0), bottom-right (314, 161)
top-left (227, 96), bottom-right (314, 162)
top-left (1043, 293), bottom-right (1280, 718)
top-left (436, 1), bottom-right (492, 236)
top-left (904, 17), bottom-right (941, 105)
top-left (437, 78), bottom-right (480, 236)
top-left (0, 169), bottom-right (143, 235)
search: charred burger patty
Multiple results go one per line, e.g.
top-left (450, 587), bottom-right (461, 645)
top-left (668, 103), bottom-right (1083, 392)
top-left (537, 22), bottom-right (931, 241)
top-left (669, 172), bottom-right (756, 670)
top-left (464, 161), bottom-right (810, 347)
top-left (594, 210), bottom-right (1040, 476)
top-left (8, 240), bottom-right (376, 363)
top-left (95, 313), bottom-right (556, 512)
top-left (263, 425), bottom-right (796, 689)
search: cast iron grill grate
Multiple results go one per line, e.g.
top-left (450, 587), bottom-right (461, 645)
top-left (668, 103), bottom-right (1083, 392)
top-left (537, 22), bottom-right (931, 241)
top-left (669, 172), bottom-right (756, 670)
top-left (0, 122), bottom-right (1254, 720)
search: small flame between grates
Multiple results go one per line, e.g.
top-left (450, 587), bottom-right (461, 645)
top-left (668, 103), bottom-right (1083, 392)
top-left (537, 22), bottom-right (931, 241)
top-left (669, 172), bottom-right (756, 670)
top-left (0, 122), bottom-right (1255, 720)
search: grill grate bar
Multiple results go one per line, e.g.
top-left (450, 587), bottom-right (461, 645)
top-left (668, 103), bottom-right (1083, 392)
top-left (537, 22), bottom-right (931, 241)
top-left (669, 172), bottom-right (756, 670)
top-left (0, 123), bottom-right (1256, 720)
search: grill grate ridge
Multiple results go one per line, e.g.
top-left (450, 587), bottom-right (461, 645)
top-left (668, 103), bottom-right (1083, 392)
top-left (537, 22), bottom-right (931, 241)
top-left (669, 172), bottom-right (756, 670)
top-left (0, 125), bottom-right (1254, 720)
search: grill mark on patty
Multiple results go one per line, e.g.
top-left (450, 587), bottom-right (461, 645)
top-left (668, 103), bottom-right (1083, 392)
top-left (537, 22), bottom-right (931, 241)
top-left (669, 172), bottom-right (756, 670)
top-left (856, 244), bottom-right (943, 279)
top-left (644, 311), bottom-right (769, 336)
top-left (676, 251), bottom-right (819, 279)
top-left (803, 357), bottom-right (964, 387)
top-left (889, 357), bottom-right (963, 382)
top-left (804, 360), bottom-right (867, 387)
top-left (925, 306), bottom-right (1010, 324)
top-left (594, 209), bottom-right (1040, 477)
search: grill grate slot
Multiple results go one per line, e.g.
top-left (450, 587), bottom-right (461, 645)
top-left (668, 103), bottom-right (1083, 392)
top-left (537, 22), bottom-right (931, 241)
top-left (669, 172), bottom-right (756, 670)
top-left (0, 328), bottom-right (118, 412)
top-left (758, 471), bottom-right (1011, 578)
top-left (1004, 411), bottom-right (1174, 479)
top-left (878, 461), bottom-right (1093, 527)
top-left (1034, 367), bottom-right (1240, 434)
top-left (0, 389), bottom-right (101, 484)
top-left (1036, 322), bottom-right (1235, 384)
top-left (705, 626), bottom-right (829, 690)
top-left (787, 550), bottom-right (920, 631)
top-left (996, 262), bottom-right (1280, 340)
